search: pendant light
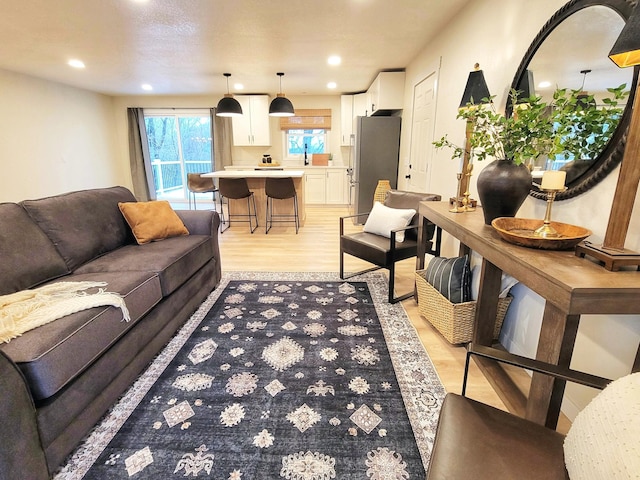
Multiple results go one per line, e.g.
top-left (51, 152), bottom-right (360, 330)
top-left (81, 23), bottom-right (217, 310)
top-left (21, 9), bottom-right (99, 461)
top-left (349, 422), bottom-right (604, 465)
top-left (269, 72), bottom-right (295, 117)
top-left (216, 73), bottom-right (243, 117)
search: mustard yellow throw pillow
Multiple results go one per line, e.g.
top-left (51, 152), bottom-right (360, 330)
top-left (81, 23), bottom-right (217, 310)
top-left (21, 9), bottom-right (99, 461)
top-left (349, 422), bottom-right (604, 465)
top-left (118, 201), bottom-right (189, 245)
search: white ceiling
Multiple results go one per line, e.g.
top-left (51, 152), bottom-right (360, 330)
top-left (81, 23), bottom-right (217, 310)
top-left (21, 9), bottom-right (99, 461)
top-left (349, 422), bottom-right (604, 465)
top-left (0, 0), bottom-right (471, 97)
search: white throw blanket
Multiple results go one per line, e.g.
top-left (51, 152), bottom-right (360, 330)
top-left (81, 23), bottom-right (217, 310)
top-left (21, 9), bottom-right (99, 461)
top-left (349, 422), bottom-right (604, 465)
top-left (0, 281), bottom-right (130, 343)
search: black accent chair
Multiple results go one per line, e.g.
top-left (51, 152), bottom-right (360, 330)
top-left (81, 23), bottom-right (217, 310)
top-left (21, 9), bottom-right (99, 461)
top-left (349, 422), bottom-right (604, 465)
top-left (427, 343), bottom-right (613, 480)
top-left (218, 177), bottom-right (258, 233)
top-left (340, 190), bottom-right (441, 303)
top-left (187, 173), bottom-right (219, 211)
top-left (265, 177), bottom-right (299, 234)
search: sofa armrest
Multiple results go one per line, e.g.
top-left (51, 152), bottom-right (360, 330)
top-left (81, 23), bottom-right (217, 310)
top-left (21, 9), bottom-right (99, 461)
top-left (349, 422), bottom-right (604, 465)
top-left (0, 351), bottom-right (49, 479)
top-left (175, 210), bottom-right (221, 237)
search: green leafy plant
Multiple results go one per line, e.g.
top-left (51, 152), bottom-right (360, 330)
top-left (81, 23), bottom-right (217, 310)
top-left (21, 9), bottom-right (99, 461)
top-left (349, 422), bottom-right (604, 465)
top-left (434, 85), bottom-right (628, 166)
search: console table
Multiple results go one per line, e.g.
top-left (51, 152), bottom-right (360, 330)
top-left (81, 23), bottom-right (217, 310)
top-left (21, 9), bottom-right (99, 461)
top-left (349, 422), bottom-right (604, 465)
top-left (417, 201), bottom-right (640, 428)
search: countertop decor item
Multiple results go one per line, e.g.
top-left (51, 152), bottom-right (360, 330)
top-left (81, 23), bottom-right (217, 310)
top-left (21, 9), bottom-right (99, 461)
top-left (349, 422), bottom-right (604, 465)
top-left (492, 217), bottom-right (591, 250)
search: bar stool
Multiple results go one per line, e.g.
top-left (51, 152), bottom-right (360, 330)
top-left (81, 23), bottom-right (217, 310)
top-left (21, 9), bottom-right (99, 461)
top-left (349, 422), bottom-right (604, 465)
top-left (187, 173), bottom-right (219, 211)
top-left (265, 177), bottom-right (299, 234)
top-left (218, 177), bottom-right (258, 233)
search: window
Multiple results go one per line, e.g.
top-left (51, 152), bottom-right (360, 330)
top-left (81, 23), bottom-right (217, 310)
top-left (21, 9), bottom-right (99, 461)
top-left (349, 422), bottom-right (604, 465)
top-left (279, 109), bottom-right (332, 160)
top-left (143, 109), bottom-right (212, 201)
top-left (286, 129), bottom-right (327, 158)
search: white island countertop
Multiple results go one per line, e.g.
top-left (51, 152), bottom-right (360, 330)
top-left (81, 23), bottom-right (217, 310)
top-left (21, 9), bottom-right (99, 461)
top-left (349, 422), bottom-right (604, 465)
top-left (202, 170), bottom-right (305, 179)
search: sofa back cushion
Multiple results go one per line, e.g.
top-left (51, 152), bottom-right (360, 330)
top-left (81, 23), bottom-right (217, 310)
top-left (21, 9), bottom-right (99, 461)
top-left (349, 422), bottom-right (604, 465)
top-left (0, 203), bottom-right (70, 295)
top-left (21, 186), bottom-right (137, 271)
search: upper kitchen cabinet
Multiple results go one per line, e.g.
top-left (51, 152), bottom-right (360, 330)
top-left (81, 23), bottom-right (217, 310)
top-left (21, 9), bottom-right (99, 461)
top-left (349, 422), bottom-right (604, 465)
top-left (340, 93), bottom-right (367, 146)
top-left (367, 71), bottom-right (405, 116)
top-left (232, 95), bottom-right (271, 146)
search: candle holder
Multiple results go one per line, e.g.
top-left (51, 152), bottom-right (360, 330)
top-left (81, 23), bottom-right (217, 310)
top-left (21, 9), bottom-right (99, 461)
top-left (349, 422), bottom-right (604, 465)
top-left (450, 173), bottom-right (464, 213)
top-left (462, 163), bottom-right (475, 212)
top-left (534, 187), bottom-right (567, 238)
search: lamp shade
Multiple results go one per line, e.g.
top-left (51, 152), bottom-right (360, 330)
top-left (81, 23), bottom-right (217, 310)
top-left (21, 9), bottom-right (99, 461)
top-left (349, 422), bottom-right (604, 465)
top-left (216, 95), bottom-right (243, 117)
top-left (609, 4), bottom-right (640, 67)
top-left (215, 73), bottom-right (243, 117)
top-left (459, 65), bottom-right (491, 109)
top-left (269, 94), bottom-right (295, 117)
top-left (269, 72), bottom-right (295, 117)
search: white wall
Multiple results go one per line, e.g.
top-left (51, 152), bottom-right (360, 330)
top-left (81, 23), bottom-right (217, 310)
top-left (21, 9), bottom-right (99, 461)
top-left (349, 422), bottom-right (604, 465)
top-left (0, 68), bottom-right (124, 202)
top-left (399, 0), bottom-right (640, 418)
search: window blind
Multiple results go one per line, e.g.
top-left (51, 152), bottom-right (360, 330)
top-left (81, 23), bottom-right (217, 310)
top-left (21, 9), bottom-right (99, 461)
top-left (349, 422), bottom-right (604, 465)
top-left (279, 109), bottom-right (332, 130)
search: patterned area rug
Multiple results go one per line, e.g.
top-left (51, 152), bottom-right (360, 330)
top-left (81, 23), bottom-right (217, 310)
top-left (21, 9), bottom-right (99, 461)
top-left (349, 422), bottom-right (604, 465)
top-left (55, 272), bottom-right (446, 479)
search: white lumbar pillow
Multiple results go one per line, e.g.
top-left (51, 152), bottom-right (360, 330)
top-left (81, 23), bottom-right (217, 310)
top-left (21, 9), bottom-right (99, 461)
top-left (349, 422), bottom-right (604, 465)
top-left (563, 372), bottom-right (640, 479)
top-left (363, 202), bottom-right (416, 242)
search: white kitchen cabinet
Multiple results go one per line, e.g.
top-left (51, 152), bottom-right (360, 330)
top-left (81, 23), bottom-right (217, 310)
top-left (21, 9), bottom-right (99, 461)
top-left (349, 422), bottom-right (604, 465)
top-left (326, 168), bottom-right (348, 204)
top-left (340, 95), bottom-right (354, 146)
top-left (232, 95), bottom-right (271, 146)
top-left (367, 71), bottom-right (405, 115)
top-left (341, 93), bottom-right (368, 146)
top-left (305, 172), bottom-right (327, 204)
top-left (304, 168), bottom-right (348, 205)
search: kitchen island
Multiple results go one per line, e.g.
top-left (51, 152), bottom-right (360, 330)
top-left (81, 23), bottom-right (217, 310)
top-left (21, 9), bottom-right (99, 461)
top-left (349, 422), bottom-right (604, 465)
top-left (202, 170), bottom-right (306, 228)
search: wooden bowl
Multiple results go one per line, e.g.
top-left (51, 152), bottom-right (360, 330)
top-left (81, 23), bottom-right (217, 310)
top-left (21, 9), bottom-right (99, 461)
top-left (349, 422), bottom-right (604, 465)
top-left (491, 217), bottom-right (592, 250)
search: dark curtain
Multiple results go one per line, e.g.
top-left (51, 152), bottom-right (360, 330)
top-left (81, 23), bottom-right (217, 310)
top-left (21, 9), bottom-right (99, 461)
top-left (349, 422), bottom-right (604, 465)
top-left (127, 108), bottom-right (155, 201)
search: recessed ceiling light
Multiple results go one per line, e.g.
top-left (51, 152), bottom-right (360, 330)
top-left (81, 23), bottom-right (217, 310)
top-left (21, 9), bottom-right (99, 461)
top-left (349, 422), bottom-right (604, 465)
top-left (328, 55), bottom-right (341, 66)
top-left (141, 84), bottom-right (153, 91)
top-left (68, 59), bottom-right (85, 69)
top-left (234, 83), bottom-right (244, 90)
top-left (327, 82), bottom-right (337, 89)
top-left (538, 81), bottom-right (552, 89)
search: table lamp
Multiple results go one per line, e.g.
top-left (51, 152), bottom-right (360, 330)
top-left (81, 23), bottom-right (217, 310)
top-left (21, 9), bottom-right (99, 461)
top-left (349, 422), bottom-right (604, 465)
top-left (575, 4), bottom-right (640, 270)
top-left (452, 64), bottom-right (492, 212)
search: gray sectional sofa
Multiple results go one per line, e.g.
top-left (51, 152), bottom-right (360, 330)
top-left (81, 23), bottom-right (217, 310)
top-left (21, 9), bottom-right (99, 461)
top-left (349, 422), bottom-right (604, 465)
top-left (0, 186), bottom-right (222, 479)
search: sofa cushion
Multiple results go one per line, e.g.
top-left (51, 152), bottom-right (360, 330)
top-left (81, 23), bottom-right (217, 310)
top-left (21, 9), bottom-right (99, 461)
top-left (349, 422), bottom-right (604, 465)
top-left (21, 186), bottom-right (137, 271)
top-left (0, 203), bottom-right (69, 295)
top-left (75, 235), bottom-right (214, 297)
top-left (384, 190), bottom-right (441, 240)
top-left (0, 271), bottom-right (162, 401)
top-left (363, 201), bottom-right (416, 242)
top-left (118, 200), bottom-right (189, 245)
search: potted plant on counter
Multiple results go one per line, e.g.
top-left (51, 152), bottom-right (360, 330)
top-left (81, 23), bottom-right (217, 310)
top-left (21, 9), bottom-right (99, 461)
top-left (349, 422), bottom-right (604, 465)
top-left (434, 85), bottom-right (628, 224)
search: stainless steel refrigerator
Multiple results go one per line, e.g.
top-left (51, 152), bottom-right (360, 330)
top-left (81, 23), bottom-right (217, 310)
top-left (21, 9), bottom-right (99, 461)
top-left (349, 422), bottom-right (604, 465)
top-left (348, 116), bottom-right (401, 222)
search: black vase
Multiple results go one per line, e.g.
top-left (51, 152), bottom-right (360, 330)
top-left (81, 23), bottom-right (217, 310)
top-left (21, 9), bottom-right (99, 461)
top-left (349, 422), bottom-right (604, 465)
top-left (476, 159), bottom-right (532, 225)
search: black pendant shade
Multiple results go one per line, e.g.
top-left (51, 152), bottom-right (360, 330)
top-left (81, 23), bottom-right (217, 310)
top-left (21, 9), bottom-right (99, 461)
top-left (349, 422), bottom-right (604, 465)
top-left (609, 4), bottom-right (640, 68)
top-left (459, 64), bottom-right (491, 109)
top-left (216, 73), bottom-right (243, 117)
top-left (269, 72), bottom-right (295, 117)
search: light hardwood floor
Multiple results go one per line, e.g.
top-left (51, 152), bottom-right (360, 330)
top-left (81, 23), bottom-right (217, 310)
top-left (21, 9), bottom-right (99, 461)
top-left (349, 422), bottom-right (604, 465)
top-left (214, 204), bottom-right (570, 432)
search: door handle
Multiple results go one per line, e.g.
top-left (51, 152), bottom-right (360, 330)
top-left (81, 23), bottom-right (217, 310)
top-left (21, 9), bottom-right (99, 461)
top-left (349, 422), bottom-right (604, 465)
top-left (405, 174), bottom-right (411, 179)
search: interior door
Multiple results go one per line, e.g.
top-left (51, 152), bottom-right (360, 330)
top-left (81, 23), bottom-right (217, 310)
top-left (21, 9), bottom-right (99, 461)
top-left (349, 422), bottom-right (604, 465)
top-left (408, 66), bottom-right (439, 192)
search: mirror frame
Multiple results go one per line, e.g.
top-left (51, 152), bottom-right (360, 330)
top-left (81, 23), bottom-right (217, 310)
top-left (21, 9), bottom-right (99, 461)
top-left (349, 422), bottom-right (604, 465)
top-left (510, 0), bottom-right (639, 201)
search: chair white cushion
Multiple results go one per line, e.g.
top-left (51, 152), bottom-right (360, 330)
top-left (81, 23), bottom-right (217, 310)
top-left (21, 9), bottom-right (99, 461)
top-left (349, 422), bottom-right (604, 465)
top-left (363, 201), bottom-right (416, 242)
top-left (563, 372), bottom-right (640, 479)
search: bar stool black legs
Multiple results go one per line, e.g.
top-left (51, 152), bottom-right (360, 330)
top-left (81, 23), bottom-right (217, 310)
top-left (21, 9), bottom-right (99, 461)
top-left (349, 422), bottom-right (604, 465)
top-left (265, 177), bottom-right (299, 234)
top-left (218, 177), bottom-right (258, 233)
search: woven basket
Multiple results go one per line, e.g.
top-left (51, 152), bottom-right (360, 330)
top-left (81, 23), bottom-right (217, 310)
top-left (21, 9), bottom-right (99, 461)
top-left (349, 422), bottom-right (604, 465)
top-left (415, 270), bottom-right (512, 344)
top-left (373, 180), bottom-right (392, 204)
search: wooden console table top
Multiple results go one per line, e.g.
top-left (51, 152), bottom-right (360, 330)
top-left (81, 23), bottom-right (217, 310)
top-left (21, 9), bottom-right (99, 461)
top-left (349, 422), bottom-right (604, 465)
top-left (417, 202), bottom-right (640, 427)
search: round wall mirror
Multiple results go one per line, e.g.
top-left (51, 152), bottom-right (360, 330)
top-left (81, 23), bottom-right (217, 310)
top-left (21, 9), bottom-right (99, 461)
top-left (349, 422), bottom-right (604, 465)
top-left (510, 0), bottom-right (638, 200)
